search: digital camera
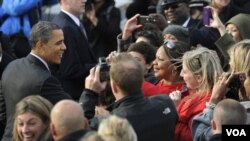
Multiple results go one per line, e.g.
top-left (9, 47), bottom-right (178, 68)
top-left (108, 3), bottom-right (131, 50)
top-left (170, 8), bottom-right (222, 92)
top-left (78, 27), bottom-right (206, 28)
top-left (98, 57), bottom-right (110, 82)
top-left (228, 73), bottom-right (245, 90)
top-left (137, 15), bottom-right (151, 24)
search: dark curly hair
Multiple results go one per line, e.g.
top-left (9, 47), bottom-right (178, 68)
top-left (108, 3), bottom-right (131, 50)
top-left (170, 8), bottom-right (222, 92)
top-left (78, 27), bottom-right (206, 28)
top-left (127, 41), bottom-right (157, 64)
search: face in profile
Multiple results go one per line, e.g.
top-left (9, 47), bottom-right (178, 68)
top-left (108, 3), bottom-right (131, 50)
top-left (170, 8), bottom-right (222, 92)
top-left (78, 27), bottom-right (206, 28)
top-left (42, 29), bottom-right (66, 65)
top-left (153, 46), bottom-right (174, 79)
top-left (180, 62), bottom-right (200, 89)
top-left (17, 112), bottom-right (47, 141)
top-left (226, 24), bottom-right (242, 42)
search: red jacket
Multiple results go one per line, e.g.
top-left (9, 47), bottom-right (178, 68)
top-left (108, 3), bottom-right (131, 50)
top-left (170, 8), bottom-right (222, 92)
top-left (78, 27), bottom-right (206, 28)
top-left (142, 80), bottom-right (186, 96)
top-left (142, 81), bottom-right (162, 96)
top-left (174, 91), bottom-right (211, 141)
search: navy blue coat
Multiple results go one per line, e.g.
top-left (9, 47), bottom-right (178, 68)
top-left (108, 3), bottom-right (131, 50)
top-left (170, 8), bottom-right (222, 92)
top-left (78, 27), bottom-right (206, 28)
top-left (52, 12), bottom-right (97, 100)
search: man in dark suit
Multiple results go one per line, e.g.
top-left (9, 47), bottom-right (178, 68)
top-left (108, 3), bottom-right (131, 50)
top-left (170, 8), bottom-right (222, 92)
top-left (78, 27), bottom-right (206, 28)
top-left (51, 0), bottom-right (97, 100)
top-left (161, 0), bottom-right (203, 28)
top-left (80, 53), bottom-right (179, 141)
top-left (0, 21), bottom-right (72, 141)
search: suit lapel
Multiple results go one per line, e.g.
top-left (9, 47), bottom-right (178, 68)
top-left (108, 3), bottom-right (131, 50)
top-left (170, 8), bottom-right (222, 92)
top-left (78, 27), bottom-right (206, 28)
top-left (59, 12), bottom-right (88, 40)
top-left (58, 12), bottom-right (97, 61)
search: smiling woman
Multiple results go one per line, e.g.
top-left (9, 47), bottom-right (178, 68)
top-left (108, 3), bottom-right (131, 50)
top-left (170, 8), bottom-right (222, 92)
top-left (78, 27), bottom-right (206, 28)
top-left (12, 95), bottom-right (53, 141)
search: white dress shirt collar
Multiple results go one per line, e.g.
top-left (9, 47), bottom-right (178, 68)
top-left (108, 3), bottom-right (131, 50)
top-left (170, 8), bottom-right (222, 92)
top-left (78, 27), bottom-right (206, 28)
top-left (30, 52), bottom-right (50, 71)
top-left (182, 17), bottom-right (191, 28)
top-left (61, 9), bottom-right (81, 26)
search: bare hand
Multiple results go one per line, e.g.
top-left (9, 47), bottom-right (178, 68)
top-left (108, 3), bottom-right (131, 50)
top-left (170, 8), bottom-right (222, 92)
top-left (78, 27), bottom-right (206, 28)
top-left (122, 14), bottom-right (143, 40)
top-left (206, 6), bottom-right (226, 36)
top-left (85, 66), bottom-right (107, 94)
top-left (95, 106), bottom-right (110, 116)
top-left (106, 51), bottom-right (118, 64)
top-left (169, 90), bottom-right (182, 106)
top-left (210, 72), bottom-right (232, 104)
top-left (149, 13), bottom-right (168, 30)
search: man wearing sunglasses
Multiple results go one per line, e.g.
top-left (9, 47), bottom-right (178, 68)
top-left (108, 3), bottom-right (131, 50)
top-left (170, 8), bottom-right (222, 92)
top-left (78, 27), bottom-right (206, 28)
top-left (161, 0), bottom-right (203, 28)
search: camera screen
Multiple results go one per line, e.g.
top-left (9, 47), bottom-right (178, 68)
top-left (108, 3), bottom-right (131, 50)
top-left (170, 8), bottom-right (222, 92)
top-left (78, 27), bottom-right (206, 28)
top-left (98, 57), bottom-right (110, 82)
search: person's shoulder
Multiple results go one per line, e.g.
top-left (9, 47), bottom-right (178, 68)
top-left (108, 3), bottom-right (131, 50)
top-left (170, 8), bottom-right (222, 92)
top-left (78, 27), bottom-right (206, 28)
top-left (148, 94), bottom-right (173, 105)
top-left (51, 12), bottom-right (70, 26)
top-left (4, 57), bottom-right (25, 68)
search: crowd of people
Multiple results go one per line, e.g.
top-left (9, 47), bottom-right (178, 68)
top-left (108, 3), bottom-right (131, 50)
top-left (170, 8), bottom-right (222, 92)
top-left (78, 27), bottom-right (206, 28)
top-left (1, 0), bottom-right (250, 141)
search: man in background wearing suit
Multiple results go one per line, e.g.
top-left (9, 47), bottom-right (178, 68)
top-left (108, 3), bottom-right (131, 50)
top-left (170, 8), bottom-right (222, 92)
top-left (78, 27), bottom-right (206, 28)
top-left (0, 21), bottom-right (72, 141)
top-left (52, 0), bottom-right (97, 100)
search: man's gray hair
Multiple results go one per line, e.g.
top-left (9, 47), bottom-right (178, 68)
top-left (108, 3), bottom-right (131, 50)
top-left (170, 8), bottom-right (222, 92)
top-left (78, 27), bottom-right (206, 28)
top-left (29, 21), bottom-right (61, 48)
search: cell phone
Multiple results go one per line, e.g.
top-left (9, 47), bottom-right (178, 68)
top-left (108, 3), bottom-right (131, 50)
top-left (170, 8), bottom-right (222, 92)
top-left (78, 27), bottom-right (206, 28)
top-left (137, 15), bottom-right (151, 24)
top-left (202, 7), bottom-right (211, 26)
top-left (228, 73), bottom-right (245, 90)
top-left (98, 57), bottom-right (110, 82)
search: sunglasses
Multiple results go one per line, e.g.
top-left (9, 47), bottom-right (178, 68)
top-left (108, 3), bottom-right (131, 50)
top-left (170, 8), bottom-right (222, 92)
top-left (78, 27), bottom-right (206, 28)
top-left (164, 40), bottom-right (176, 49)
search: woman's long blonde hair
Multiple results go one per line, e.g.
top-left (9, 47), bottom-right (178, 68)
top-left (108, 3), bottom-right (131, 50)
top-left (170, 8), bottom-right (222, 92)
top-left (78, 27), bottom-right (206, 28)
top-left (13, 95), bottom-right (53, 141)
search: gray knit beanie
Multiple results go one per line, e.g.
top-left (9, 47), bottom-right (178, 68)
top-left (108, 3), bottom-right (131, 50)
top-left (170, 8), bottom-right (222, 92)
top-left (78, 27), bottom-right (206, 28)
top-left (163, 25), bottom-right (190, 43)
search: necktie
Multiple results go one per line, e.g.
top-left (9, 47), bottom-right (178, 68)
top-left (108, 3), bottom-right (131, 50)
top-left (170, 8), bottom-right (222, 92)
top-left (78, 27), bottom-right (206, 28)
top-left (79, 23), bottom-right (88, 40)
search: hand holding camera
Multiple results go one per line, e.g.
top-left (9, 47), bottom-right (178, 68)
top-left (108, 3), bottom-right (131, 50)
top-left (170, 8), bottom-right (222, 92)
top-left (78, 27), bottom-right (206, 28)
top-left (85, 61), bottom-right (108, 94)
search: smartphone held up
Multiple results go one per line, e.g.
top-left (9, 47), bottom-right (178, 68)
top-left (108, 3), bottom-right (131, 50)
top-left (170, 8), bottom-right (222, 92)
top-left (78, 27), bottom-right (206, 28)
top-left (202, 7), bottom-right (211, 26)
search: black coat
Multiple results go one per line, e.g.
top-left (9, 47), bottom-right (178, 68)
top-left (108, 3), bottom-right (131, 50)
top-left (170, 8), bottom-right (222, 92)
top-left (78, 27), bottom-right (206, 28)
top-left (80, 90), bottom-right (179, 141)
top-left (83, 1), bottom-right (121, 58)
top-left (0, 54), bottom-right (71, 141)
top-left (52, 12), bottom-right (97, 100)
top-left (209, 134), bottom-right (221, 141)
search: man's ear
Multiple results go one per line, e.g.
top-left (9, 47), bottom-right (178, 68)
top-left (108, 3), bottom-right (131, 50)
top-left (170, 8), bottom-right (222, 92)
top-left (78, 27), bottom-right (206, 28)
top-left (110, 79), bottom-right (118, 94)
top-left (35, 40), bottom-right (43, 49)
top-left (211, 119), bottom-right (217, 130)
top-left (50, 123), bottom-right (57, 138)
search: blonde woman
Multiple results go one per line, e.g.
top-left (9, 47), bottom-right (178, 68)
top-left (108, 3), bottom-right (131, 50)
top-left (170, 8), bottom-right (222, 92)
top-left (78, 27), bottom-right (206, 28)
top-left (81, 115), bottom-right (137, 141)
top-left (13, 95), bottom-right (52, 141)
top-left (98, 115), bottom-right (137, 141)
top-left (171, 47), bottom-right (223, 141)
top-left (192, 39), bottom-right (250, 141)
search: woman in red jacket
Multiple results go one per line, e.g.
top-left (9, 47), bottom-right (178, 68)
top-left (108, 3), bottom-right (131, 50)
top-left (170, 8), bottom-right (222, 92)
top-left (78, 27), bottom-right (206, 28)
top-left (153, 40), bottom-right (191, 95)
top-left (172, 47), bottom-right (224, 141)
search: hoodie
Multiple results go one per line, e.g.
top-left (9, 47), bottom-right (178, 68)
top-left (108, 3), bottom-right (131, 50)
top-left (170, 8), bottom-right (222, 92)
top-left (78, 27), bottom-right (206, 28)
top-left (226, 13), bottom-right (250, 40)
